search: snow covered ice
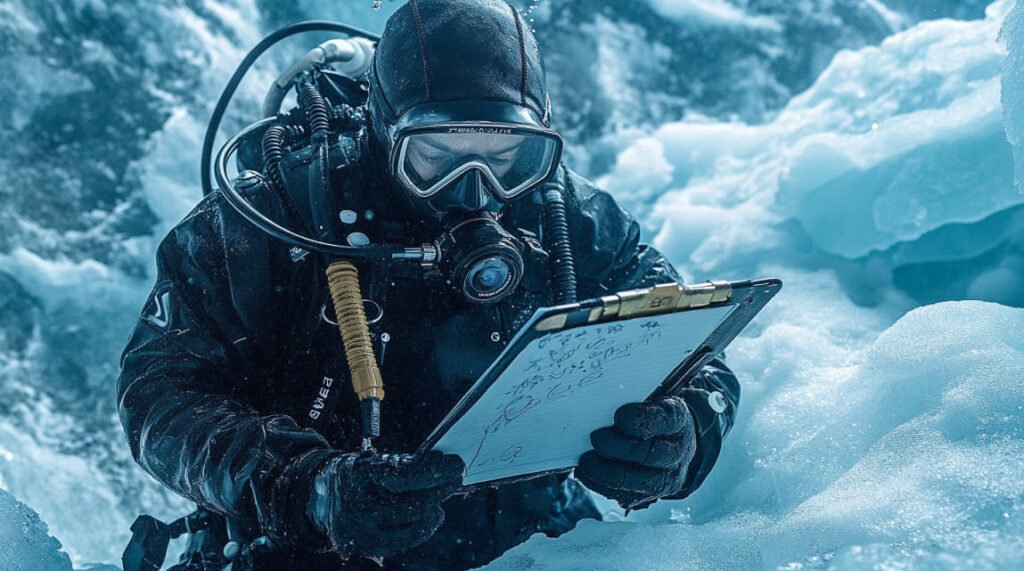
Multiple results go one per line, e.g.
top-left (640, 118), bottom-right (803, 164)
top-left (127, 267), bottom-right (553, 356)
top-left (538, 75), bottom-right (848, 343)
top-left (1, 0), bottom-right (1023, 569)
top-left (0, 488), bottom-right (72, 571)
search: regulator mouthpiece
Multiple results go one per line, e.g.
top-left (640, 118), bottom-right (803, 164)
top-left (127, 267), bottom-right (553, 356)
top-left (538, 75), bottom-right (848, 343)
top-left (435, 215), bottom-right (525, 303)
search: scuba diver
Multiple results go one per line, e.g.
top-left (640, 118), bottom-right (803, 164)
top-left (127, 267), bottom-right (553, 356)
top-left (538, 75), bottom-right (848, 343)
top-left (117, 0), bottom-right (740, 569)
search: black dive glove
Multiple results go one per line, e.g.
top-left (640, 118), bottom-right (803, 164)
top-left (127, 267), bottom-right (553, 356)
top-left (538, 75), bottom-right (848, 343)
top-left (306, 451), bottom-right (465, 558)
top-left (575, 396), bottom-right (696, 510)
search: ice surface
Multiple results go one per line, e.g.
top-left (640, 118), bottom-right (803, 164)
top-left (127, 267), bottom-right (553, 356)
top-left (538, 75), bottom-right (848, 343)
top-left (514, 0), bottom-right (910, 172)
top-left (485, 299), bottom-right (1024, 570)
top-left (599, 1), bottom-right (1024, 309)
top-left (0, 488), bottom-right (72, 571)
top-left (1002, 0), bottom-right (1024, 190)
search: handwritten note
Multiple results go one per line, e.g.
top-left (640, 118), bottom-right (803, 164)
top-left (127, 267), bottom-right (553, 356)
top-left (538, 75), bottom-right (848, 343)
top-left (432, 304), bottom-right (736, 485)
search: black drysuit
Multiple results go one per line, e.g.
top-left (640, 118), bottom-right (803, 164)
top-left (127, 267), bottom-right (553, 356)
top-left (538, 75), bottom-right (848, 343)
top-left (116, 129), bottom-right (739, 569)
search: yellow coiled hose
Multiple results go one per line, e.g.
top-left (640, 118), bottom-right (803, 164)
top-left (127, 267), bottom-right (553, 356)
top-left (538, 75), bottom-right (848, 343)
top-left (325, 260), bottom-right (384, 425)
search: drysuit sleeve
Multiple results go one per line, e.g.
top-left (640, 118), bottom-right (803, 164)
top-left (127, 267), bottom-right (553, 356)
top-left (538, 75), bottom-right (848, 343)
top-left (116, 195), bottom-right (329, 542)
top-left (561, 167), bottom-right (740, 499)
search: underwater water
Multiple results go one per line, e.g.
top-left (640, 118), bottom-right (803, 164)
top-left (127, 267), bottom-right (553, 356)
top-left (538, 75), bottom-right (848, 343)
top-left (0, 0), bottom-right (1021, 569)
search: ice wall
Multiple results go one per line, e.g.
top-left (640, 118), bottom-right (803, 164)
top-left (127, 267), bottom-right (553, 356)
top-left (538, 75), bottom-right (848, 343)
top-left (1002, 0), bottom-right (1024, 190)
top-left (600, 1), bottom-right (1024, 309)
top-left (0, 1), bottom-right (266, 564)
top-left (0, 488), bottom-right (73, 571)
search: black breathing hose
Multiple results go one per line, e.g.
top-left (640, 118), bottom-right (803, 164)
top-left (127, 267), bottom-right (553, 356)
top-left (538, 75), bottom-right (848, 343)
top-left (299, 76), bottom-right (338, 243)
top-left (543, 183), bottom-right (578, 304)
top-left (260, 124), bottom-right (287, 190)
top-left (298, 75), bottom-right (331, 141)
top-left (201, 21), bottom-right (381, 197)
top-left (260, 123), bottom-right (308, 229)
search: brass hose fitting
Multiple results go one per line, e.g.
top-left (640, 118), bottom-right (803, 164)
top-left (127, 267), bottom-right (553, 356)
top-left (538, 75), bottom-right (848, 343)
top-left (325, 260), bottom-right (384, 440)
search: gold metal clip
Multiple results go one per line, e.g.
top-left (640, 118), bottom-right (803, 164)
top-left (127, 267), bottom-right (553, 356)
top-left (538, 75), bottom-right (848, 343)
top-left (547, 280), bottom-right (734, 330)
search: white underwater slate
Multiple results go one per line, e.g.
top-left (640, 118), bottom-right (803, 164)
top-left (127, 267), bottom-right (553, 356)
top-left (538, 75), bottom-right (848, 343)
top-left (433, 305), bottom-right (734, 485)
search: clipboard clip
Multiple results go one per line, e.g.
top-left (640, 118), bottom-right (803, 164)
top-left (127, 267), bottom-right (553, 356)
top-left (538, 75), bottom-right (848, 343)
top-left (536, 280), bottom-right (733, 332)
top-left (609, 280), bottom-right (733, 319)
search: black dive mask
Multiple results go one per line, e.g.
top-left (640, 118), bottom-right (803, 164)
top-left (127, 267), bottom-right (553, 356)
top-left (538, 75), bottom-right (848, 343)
top-left (392, 123), bottom-right (563, 202)
top-left (433, 213), bottom-right (525, 304)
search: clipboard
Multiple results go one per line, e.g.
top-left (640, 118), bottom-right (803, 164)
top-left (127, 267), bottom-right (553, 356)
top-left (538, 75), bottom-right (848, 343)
top-left (419, 277), bottom-right (782, 488)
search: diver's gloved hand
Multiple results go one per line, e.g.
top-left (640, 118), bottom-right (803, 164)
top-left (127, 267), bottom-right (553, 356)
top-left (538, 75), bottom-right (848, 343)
top-left (575, 396), bottom-right (696, 510)
top-left (306, 451), bottom-right (465, 558)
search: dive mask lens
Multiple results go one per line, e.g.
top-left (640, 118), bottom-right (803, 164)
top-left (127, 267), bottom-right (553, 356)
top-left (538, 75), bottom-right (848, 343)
top-left (396, 126), bottom-right (561, 200)
top-left (435, 215), bottom-right (525, 303)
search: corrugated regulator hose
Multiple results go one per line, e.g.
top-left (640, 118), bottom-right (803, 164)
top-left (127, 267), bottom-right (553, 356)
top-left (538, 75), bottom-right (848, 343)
top-left (259, 123), bottom-right (308, 228)
top-left (260, 124), bottom-right (286, 188)
top-left (543, 183), bottom-right (578, 305)
top-left (325, 260), bottom-right (384, 441)
top-left (298, 75), bottom-right (330, 142)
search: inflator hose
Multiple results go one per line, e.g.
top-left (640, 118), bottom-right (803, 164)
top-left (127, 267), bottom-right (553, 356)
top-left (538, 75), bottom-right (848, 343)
top-left (299, 75), bottom-right (383, 444)
top-left (260, 124), bottom-right (287, 190)
top-left (325, 260), bottom-right (384, 441)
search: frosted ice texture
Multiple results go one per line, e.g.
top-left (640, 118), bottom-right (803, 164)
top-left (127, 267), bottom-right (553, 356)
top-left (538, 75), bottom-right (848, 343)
top-left (0, 489), bottom-right (72, 571)
top-left (601, 1), bottom-right (1024, 308)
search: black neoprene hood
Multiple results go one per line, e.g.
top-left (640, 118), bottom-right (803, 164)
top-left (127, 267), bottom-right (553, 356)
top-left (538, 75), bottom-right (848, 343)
top-left (368, 0), bottom-right (552, 139)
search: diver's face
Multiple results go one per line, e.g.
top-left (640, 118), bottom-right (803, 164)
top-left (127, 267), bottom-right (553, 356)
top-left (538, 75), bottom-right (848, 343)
top-left (405, 132), bottom-right (525, 181)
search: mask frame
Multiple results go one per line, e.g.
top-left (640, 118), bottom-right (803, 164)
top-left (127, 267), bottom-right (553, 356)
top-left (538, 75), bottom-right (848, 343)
top-left (390, 122), bottom-right (564, 202)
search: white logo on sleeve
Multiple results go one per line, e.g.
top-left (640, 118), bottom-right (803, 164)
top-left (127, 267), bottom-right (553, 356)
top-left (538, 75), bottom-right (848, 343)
top-left (146, 291), bottom-right (171, 329)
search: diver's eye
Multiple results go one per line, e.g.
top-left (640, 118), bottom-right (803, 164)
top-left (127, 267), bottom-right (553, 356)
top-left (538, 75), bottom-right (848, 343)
top-left (414, 150), bottom-right (446, 165)
top-left (488, 153), bottom-right (516, 166)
